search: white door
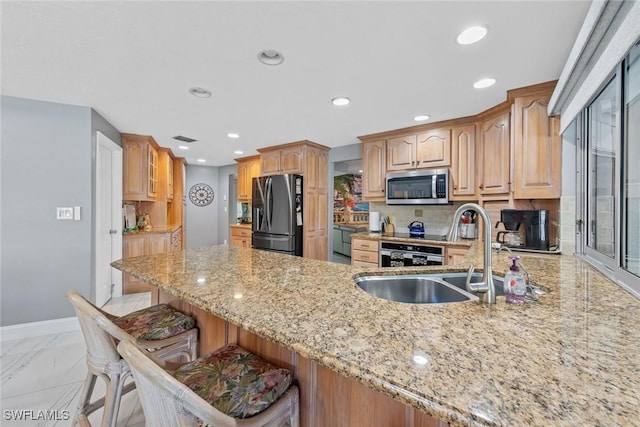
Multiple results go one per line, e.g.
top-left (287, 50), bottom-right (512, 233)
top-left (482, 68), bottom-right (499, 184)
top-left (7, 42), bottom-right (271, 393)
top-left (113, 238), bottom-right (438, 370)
top-left (96, 132), bottom-right (123, 307)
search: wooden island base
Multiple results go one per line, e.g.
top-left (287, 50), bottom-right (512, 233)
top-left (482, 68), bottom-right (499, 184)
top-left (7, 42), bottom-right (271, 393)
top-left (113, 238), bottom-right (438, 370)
top-left (156, 290), bottom-right (446, 427)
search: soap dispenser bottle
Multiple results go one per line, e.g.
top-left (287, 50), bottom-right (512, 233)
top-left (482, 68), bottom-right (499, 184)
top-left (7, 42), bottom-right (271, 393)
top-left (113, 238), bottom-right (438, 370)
top-left (504, 256), bottom-right (526, 304)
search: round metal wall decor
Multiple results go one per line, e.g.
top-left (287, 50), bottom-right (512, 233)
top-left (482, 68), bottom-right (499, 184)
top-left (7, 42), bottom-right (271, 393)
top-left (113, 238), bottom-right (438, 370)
top-left (188, 183), bottom-right (214, 206)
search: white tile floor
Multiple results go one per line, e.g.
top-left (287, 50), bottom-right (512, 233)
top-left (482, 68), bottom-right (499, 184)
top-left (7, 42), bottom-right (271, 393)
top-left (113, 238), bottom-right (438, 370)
top-left (1, 292), bottom-right (151, 427)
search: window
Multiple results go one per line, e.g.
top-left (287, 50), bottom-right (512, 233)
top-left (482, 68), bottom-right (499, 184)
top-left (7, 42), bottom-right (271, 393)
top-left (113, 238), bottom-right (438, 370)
top-left (574, 41), bottom-right (640, 298)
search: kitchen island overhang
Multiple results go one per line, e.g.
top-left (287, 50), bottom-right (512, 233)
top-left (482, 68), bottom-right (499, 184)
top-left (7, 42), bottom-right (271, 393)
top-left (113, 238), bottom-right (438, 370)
top-left (111, 243), bottom-right (640, 427)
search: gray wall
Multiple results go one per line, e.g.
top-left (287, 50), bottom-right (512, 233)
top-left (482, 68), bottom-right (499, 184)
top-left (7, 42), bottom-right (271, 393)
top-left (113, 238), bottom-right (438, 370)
top-left (1, 96), bottom-right (121, 326)
top-left (185, 165), bottom-right (220, 248)
top-left (216, 164), bottom-right (237, 245)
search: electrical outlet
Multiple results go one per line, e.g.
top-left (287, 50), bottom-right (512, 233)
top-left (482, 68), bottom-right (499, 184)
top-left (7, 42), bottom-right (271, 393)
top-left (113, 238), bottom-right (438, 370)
top-left (56, 207), bottom-right (73, 220)
top-left (414, 209), bottom-right (423, 217)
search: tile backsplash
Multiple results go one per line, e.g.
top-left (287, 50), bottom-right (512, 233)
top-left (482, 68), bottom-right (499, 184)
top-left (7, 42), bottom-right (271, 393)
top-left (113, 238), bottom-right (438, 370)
top-left (369, 202), bottom-right (467, 236)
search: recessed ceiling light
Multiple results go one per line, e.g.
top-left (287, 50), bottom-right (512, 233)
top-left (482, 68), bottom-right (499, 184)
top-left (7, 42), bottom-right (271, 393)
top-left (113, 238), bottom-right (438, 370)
top-left (178, 145), bottom-right (189, 150)
top-left (189, 87), bottom-right (211, 98)
top-left (332, 97), bottom-right (350, 106)
top-left (228, 133), bottom-right (239, 139)
top-left (257, 49), bottom-right (284, 66)
top-left (414, 115), bottom-right (430, 121)
top-left (197, 159), bottom-right (206, 163)
top-left (473, 78), bottom-right (496, 89)
top-left (234, 150), bottom-right (244, 155)
top-left (456, 25), bottom-right (488, 45)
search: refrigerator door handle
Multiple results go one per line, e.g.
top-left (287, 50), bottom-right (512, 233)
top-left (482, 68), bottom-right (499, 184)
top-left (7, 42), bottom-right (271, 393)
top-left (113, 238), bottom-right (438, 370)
top-left (265, 177), bottom-right (272, 231)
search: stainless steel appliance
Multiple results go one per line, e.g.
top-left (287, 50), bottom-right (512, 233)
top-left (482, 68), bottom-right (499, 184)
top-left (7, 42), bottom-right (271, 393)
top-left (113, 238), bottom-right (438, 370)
top-left (386, 168), bottom-right (449, 205)
top-left (496, 209), bottom-right (550, 251)
top-left (379, 241), bottom-right (445, 267)
top-left (252, 174), bottom-right (303, 256)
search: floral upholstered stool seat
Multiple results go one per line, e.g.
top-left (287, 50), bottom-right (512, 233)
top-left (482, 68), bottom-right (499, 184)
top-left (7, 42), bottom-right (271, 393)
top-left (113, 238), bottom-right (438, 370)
top-left (117, 340), bottom-right (300, 427)
top-left (67, 291), bottom-right (199, 427)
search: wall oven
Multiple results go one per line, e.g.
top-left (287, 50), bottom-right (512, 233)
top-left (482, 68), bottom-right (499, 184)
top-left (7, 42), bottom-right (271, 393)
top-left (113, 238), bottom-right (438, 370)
top-left (386, 168), bottom-right (449, 205)
top-left (379, 241), bottom-right (445, 267)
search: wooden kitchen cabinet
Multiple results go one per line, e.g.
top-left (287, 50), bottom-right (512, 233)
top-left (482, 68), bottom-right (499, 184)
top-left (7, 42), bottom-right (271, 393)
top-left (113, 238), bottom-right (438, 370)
top-left (450, 125), bottom-right (477, 200)
top-left (446, 245), bottom-right (469, 265)
top-left (303, 144), bottom-right (329, 260)
top-left (386, 135), bottom-right (417, 171)
top-left (477, 110), bottom-right (511, 195)
top-left (361, 139), bottom-right (387, 201)
top-left (157, 149), bottom-right (174, 202)
top-left (236, 155), bottom-right (261, 202)
top-left (230, 225), bottom-right (252, 249)
top-left (351, 237), bottom-right (379, 267)
top-left (123, 134), bottom-right (159, 201)
top-left (416, 129), bottom-right (451, 168)
top-left (386, 129), bottom-right (451, 171)
top-left (259, 143), bottom-right (305, 175)
top-left (513, 91), bottom-right (561, 199)
top-left (123, 229), bottom-right (181, 294)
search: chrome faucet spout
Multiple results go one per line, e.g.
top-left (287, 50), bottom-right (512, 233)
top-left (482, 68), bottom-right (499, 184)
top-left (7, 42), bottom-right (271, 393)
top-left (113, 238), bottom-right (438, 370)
top-left (448, 203), bottom-right (495, 304)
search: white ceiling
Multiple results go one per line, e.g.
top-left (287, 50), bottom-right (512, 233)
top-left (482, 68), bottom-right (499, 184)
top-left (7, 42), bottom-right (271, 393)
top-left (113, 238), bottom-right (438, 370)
top-left (1, 1), bottom-right (591, 166)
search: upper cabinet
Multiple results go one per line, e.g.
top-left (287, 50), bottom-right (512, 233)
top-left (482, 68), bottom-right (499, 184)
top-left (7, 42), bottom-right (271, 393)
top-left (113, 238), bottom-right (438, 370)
top-left (259, 143), bottom-right (305, 175)
top-left (386, 129), bottom-right (451, 171)
top-left (478, 109), bottom-right (511, 196)
top-left (362, 139), bottom-right (387, 201)
top-left (513, 91), bottom-right (561, 199)
top-left (416, 129), bottom-right (451, 168)
top-left (236, 155), bottom-right (261, 202)
top-left (450, 125), bottom-right (476, 200)
top-left (358, 80), bottom-right (561, 203)
top-left (123, 134), bottom-right (159, 201)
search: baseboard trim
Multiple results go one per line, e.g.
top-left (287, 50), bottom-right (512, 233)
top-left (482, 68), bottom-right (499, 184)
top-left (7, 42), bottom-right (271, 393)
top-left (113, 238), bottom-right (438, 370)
top-left (0, 317), bottom-right (80, 342)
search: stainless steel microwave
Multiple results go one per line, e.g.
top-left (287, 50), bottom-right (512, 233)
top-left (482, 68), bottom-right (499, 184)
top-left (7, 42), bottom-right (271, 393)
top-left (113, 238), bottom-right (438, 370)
top-left (385, 169), bottom-right (449, 205)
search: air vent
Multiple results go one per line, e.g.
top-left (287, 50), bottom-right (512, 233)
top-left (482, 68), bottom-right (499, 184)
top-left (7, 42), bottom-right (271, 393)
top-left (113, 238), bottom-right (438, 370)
top-left (172, 135), bottom-right (197, 143)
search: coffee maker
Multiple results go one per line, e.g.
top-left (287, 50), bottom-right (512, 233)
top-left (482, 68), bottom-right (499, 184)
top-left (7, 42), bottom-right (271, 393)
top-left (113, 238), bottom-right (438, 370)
top-left (495, 209), bottom-right (550, 251)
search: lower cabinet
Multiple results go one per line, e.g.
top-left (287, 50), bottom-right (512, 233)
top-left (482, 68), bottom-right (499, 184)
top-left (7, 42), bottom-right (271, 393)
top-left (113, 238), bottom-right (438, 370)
top-left (230, 225), bottom-right (252, 248)
top-left (446, 245), bottom-right (470, 265)
top-left (351, 237), bottom-right (379, 267)
top-left (123, 227), bottom-right (182, 295)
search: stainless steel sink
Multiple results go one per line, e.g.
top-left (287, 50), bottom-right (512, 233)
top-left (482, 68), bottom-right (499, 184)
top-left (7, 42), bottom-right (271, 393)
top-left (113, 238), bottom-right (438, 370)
top-left (354, 275), bottom-right (478, 304)
top-left (439, 272), bottom-right (505, 297)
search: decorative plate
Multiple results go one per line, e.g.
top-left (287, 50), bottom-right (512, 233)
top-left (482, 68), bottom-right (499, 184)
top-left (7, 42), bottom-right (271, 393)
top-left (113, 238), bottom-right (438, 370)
top-left (189, 183), bottom-right (214, 206)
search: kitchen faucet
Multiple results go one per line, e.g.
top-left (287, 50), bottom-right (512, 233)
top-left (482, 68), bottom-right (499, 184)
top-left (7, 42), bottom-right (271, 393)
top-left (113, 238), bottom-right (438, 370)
top-left (447, 203), bottom-right (496, 304)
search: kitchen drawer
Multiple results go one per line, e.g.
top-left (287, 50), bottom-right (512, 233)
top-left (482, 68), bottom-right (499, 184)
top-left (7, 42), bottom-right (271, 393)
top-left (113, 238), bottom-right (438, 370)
top-left (352, 249), bottom-right (378, 264)
top-left (231, 227), bottom-right (252, 238)
top-left (352, 259), bottom-right (379, 268)
top-left (352, 239), bottom-right (378, 252)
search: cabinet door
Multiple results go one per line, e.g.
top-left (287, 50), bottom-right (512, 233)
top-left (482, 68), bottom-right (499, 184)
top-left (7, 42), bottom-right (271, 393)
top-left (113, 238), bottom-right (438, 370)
top-left (446, 246), bottom-right (469, 265)
top-left (513, 93), bottom-right (561, 199)
top-left (362, 140), bottom-right (387, 201)
top-left (237, 160), bottom-right (252, 202)
top-left (123, 139), bottom-right (147, 200)
top-left (123, 235), bottom-right (148, 293)
top-left (147, 147), bottom-right (158, 199)
top-left (386, 135), bottom-right (417, 171)
top-left (260, 150), bottom-right (281, 175)
top-left (416, 129), bottom-right (451, 168)
top-left (167, 156), bottom-right (174, 201)
top-left (148, 234), bottom-right (170, 254)
top-left (281, 145), bottom-right (304, 174)
top-left (451, 125), bottom-right (476, 199)
top-left (479, 112), bottom-right (511, 195)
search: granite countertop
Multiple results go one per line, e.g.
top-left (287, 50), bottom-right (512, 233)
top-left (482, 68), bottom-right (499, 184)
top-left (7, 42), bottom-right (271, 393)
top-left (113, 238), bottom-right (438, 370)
top-left (111, 243), bottom-right (640, 426)
top-left (123, 224), bottom-right (182, 235)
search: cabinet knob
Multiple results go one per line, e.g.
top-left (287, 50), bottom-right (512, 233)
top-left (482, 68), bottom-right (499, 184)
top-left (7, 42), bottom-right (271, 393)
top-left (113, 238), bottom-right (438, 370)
top-left (454, 185), bottom-right (458, 190)
top-left (479, 184), bottom-right (484, 189)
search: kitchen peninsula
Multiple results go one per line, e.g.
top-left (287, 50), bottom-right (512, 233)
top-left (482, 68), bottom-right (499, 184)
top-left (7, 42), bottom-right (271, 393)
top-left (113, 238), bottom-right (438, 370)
top-left (112, 243), bottom-right (640, 427)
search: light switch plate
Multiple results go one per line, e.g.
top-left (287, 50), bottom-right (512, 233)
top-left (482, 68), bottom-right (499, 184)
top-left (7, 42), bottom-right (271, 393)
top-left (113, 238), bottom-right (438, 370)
top-left (74, 206), bottom-right (81, 220)
top-left (57, 207), bottom-right (73, 220)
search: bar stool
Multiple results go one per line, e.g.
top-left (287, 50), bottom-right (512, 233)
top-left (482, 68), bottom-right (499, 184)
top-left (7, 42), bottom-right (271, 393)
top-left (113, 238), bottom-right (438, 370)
top-left (67, 291), bottom-right (198, 427)
top-left (117, 339), bottom-right (299, 426)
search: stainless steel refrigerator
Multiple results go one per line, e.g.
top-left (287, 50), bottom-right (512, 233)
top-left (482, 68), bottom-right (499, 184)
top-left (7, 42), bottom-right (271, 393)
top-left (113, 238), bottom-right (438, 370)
top-left (252, 174), bottom-right (303, 256)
